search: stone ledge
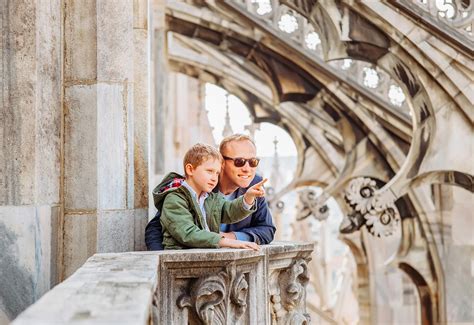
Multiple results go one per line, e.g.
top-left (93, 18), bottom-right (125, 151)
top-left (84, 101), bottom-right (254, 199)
top-left (13, 242), bottom-right (314, 324)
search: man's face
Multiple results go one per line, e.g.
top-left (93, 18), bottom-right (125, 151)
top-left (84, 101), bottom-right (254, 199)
top-left (221, 140), bottom-right (257, 189)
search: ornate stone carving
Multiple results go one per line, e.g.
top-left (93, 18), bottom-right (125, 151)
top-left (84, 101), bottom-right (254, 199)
top-left (343, 177), bottom-right (400, 237)
top-left (237, 0), bottom-right (410, 111)
top-left (270, 259), bottom-right (311, 324)
top-left (177, 266), bottom-right (248, 324)
top-left (296, 189), bottom-right (329, 221)
top-left (396, 0), bottom-right (473, 39)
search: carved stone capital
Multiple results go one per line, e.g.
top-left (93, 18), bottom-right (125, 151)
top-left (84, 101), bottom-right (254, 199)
top-left (177, 265), bottom-right (248, 325)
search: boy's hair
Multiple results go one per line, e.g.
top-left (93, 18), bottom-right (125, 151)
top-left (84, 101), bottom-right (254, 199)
top-left (219, 134), bottom-right (256, 155)
top-left (183, 143), bottom-right (223, 176)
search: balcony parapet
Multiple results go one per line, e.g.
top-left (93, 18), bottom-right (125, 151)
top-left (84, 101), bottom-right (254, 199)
top-left (13, 242), bottom-right (314, 324)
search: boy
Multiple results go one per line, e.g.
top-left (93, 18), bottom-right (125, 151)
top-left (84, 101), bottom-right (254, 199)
top-left (155, 143), bottom-right (266, 250)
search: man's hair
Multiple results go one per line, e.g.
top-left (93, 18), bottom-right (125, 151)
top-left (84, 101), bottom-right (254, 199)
top-left (219, 134), bottom-right (256, 155)
top-left (183, 143), bottom-right (223, 176)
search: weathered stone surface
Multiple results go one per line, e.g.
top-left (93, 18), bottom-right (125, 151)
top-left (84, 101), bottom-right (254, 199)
top-left (64, 85), bottom-right (98, 210)
top-left (13, 243), bottom-right (314, 324)
top-left (35, 0), bottom-right (62, 205)
top-left (451, 187), bottom-right (474, 246)
top-left (12, 253), bottom-right (159, 325)
top-left (158, 248), bottom-right (266, 324)
top-left (444, 245), bottom-right (474, 323)
top-left (133, 0), bottom-right (148, 30)
top-left (134, 28), bottom-right (149, 209)
top-left (0, 206), bottom-right (59, 321)
top-left (64, 214), bottom-right (97, 279)
top-left (64, 0), bottom-right (97, 81)
top-left (134, 208), bottom-right (148, 251)
top-left (1, 1), bottom-right (36, 206)
top-left (97, 209), bottom-right (135, 253)
top-left (96, 83), bottom-right (133, 210)
top-left (97, 0), bottom-right (134, 81)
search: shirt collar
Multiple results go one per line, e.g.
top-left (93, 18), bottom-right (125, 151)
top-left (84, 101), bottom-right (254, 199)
top-left (182, 180), bottom-right (209, 201)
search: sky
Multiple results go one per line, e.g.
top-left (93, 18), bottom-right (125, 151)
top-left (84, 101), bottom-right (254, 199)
top-left (204, 83), bottom-right (297, 157)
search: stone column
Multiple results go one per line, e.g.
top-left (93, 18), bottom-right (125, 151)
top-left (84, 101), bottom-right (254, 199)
top-left (133, 0), bottom-right (150, 251)
top-left (149, 0), bottom-right (167, 214)
top-left (0, 0), bottom-right (62, 322)
top-left (63, 0), bottom-right (149, 278)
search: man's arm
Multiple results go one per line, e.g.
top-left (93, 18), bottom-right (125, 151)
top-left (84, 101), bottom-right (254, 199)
top-left (145, 210), bottom-right (164, 251)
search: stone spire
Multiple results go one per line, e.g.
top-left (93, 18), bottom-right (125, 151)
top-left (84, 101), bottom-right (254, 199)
top-left (270, 136), bottom-right (281, 192)
top-left (222, 93), bottom-right (233, 138)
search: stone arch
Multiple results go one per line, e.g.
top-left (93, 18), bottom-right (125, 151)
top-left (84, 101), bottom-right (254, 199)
top-left (273, 0), bottom-right (439, 206)
top-left (339, 235), bottom-right (371, 324)
top-left (399, 262), bottom-right (435, 325)
top-left (411, 170), bottom-right (474, 193)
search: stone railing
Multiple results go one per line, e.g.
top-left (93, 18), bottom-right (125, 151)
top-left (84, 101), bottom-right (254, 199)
top-left (13, 242), bottom-right (314, 324)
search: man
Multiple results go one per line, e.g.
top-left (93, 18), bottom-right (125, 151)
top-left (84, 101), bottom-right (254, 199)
top-left (145, 134), bottom-right (276, 250)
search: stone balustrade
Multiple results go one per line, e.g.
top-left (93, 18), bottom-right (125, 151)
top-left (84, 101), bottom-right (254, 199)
top-left (13, 242), bottom-right (314, 324)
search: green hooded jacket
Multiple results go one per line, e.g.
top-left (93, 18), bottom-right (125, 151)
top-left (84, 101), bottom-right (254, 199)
top-left (153, 172), bottom-right (256, 250)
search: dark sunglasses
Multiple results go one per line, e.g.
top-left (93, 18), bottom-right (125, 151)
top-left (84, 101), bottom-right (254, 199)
top-left (222, 156), bottom-right (260, 168)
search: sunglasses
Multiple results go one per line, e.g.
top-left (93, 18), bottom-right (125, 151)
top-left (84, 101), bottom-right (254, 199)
top-left (222, 156), bottom-right (260, 168)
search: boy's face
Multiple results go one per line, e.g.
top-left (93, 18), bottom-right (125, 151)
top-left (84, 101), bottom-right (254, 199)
top-left (186, 158), bottom-right (221, 195)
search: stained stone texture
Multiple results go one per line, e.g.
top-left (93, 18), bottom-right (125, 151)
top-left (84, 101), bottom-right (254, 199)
top-left (1, 0), bottom-right (62, 322)
top-left (0, 206), bottom-right (59, 321)
top-left (64, 0), bottom-right (97, 81)
top-left (64, 85), bottom-right (98, 210)
top-left (133, 26), bottom-right (149, 209)
top-left (63, 214), bottom-right (98, 279)
top-left (1, 0), bottom-right (61, 206)
top-left (134, 208), bottom-right (148, 251)
top-left (35, 0), bottom-right (62, 205)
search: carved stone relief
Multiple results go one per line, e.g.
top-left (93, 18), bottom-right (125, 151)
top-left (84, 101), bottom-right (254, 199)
top-left (270, 259), bottom-right (311, 324)
top-left (177, 265), bottom-right (248, 325)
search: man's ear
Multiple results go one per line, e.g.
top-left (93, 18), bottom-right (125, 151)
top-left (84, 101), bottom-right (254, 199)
top-left (185, 163), bottom-right (194, 176)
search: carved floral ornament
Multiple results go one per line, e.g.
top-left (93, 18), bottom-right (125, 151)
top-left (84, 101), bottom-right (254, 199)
top-left (343, 177), bottom-right (401, 237)
top-left (177, 266), bottom-right (248, 325)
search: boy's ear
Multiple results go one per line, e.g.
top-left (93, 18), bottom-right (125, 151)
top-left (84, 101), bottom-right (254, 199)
top-left (185, 163), bottom-right (194, 176)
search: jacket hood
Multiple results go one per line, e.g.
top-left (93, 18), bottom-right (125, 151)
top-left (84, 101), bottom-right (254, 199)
top-left (152, 172), bottom-right (185, 210)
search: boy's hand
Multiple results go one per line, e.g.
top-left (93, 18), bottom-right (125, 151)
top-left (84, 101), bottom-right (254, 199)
top-left (243, 178), bottom-right (267, 206)
top-left (219, 238), bottom-right (259, 251)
